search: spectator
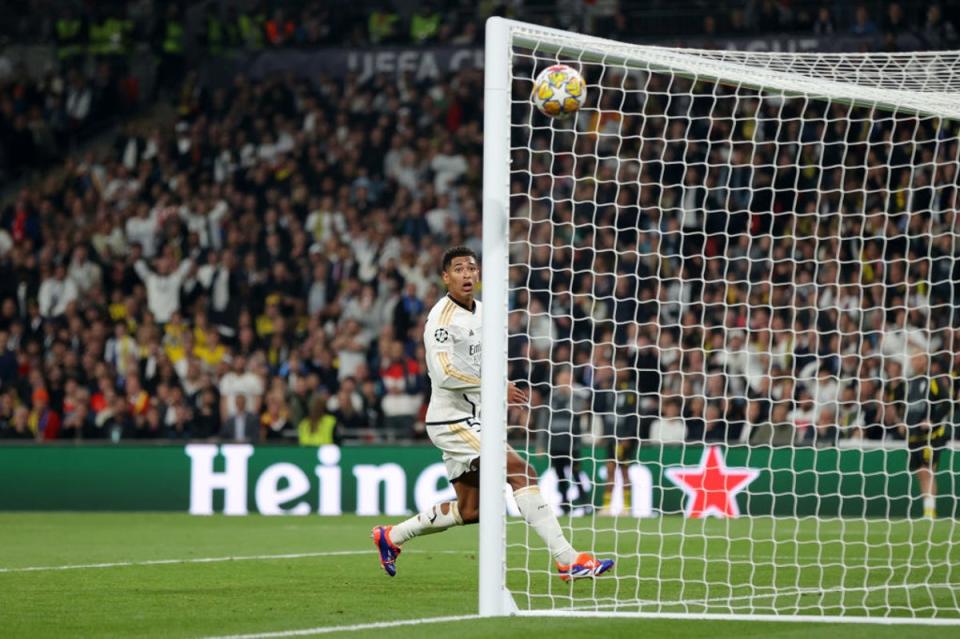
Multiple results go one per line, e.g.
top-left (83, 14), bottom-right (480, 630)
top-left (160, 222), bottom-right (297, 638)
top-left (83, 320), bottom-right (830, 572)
top-left (29, 387), bottom-right (60, 441)
top-left (68, 245), bottom-right (102, 296)
top-left (431, 140), bottom-right (467, 194)
top-left (379, 339), bottom-right (421, 438)
top-left (220, 394), bottom-right (260, 443)
top-left (812, 6), bottom-right (836, 35)
top-left (261, 381), bottom-right (294, 440)
top-left (65, 73), bottom-right (92, 131)
top-left (330, 377), bottom-right (368, 433)
top-left (922, 4), bottom-right (958, 47)
top-left (134, 253), bottom-right (193, 324)
top-left (850, 4), bottom-right (879, 35)
top-left (298, 394), bottom-right (339, 446)
top-left (38, 263), bottom-right (78, 319)
top-left (219, 355), bottom-right (264, 421)
top-left (192, 387), bottom-right (221, 439)
top-left (2, 406), bottom-right (34, 440)
top-left (883, 2), bottom-right (909, 34)
top-left (650, 397), bottom-right (685, 443)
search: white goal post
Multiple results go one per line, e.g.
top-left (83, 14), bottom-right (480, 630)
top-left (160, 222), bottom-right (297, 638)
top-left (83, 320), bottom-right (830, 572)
top-left (480, 17), bottom-right (960, 623)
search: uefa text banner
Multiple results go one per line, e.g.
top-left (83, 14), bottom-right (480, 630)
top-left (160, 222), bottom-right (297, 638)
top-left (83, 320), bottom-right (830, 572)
top-left (195, 33), bottom-right (917, 88)
top-left (0, 444), bottom-right (956, 517)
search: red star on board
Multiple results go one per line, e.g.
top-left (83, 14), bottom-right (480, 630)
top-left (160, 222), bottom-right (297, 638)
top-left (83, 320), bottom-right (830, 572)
top-left (664, 446), bottom-right (760, 519)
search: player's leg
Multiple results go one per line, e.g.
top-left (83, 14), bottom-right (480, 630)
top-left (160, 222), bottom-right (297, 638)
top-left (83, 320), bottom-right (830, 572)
top-left (917, 465), bottom-right (936, 518)
top-left (506, 447), bottom-right (614, 580)
top-left (909, 442), bottom-right (937, 518)
top-left (571, 461), bottom-right (592, 509)
top-left (551, 453), bottom-right (570, 514)
top-left (915, 426), bottom-right (945, 518)
top-left (601, 436), bottom-right (618, 513)
top-left (569, 434), bottom-right (592, 508)
top-left (371, 422), bottom-right (477, 576)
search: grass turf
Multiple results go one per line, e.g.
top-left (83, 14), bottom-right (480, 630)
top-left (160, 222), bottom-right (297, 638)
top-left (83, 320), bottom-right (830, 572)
top-left (0, 513), bottom-right (956, 638)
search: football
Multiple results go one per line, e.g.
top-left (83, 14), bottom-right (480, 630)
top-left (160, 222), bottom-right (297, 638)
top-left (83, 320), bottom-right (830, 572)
top-left (531, 64), bottom-right (587, 118)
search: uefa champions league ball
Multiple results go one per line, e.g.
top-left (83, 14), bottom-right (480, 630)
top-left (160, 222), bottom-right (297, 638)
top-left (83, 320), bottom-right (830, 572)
top-left (531, 64), bottom-right (587, 118)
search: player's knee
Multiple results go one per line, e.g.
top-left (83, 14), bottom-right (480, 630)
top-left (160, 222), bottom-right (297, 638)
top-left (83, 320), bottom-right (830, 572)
top-left (507, 468), bottom-right (536, 491)
top-left (508, 458), bottom-right (537, 483)
top-left (459, 502), bottom-right (479, 524)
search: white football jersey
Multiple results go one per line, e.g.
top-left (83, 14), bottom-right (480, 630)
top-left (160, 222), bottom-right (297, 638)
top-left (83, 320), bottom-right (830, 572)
top-left (423, 294), bottom-right (482, 424)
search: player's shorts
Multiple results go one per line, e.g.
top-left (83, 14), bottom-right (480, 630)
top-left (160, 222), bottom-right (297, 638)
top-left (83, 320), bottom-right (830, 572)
top-left (604, 416), bottom-right (638, 463)
top-left (907, 424), bottom-right (949, 471)
top-left (426, 417), bottom-right (481, 482)
top-left (607, 437), bottom-right (637, 463)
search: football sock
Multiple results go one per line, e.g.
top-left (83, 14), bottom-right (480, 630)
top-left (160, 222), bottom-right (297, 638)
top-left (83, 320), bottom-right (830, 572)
top-left (514, 485), bottom-right (577, 565)
top-left (389, 501), bottom-right (463, 545)
top-left (923, 495), bottom-right (936, 515)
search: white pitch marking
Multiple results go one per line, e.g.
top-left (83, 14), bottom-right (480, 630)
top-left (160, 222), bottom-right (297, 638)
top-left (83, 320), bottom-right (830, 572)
top-left (565, 580), bottom-right (960, 616)
top-left (0, 549), bottom-right (463, 574)
top-left (200, 615), bottom-right (479, 639)
top-left (518, 609), bottom-right (960, 626)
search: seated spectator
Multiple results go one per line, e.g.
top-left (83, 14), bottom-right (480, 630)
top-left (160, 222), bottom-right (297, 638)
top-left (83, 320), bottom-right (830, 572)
top-left (923, 4), bottom-right (958, 47)
top-left (812, 7), bottom-right (835, 35)
top-left (29, 387), bottom-right (60, 441)
top-left (850, 4), bottom-right (879, 35)
top-left (750, 400), bottom-right (796, 447)
top-left (2, 406), bottom-right (34, 440)
top-left (219, 355), bottom-right (264, 421)
top-left (220, 393), bottom-right (259, 443)
top-left (379, 339), bottom-right (421, 439)
top-left (192, 387), bottom-right (221, 439)
top-left (262, 381), bottom-right (294, 441)
top-left (650, 397), bottom-right (685, 443)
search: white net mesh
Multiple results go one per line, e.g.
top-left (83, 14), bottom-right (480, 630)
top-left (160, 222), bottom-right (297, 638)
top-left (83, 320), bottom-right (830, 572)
top-left (501, 25), bottom-right (960, 622)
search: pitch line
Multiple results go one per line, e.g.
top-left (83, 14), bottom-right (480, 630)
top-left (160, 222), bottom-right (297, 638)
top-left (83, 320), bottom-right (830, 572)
top-left (200, 615), bottom-right (479, 639)
top-left (0, 549), bottom-right (462, 574)
top-left (567, 580), bottom-right (960, 615)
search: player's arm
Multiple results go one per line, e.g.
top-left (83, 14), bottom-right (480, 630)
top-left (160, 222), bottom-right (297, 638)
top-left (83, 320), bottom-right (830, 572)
top-left (426, 325), bottom-right (480, 391)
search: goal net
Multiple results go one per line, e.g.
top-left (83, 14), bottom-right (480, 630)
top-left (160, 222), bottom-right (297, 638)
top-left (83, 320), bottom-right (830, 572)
top-left (480, 18), bottom-right (960, 624)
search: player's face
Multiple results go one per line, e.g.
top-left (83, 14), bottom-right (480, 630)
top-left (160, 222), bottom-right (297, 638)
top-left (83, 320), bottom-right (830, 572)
top-left (443, 256), bottom-right (480, 298)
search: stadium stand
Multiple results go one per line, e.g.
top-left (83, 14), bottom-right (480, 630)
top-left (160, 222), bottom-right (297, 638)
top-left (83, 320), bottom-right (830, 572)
top-left (0, 0), bottom-right (957, 445)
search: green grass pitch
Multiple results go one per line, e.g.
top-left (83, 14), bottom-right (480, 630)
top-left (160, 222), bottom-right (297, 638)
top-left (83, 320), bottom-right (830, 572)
top-left (0, 513), bottom-right (956, 638)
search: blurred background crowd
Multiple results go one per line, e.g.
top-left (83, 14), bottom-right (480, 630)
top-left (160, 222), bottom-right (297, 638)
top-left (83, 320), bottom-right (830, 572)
top-left (0, 0), bottom-right (958, 447)
top-left (511, 67), bottom-right (959, 449)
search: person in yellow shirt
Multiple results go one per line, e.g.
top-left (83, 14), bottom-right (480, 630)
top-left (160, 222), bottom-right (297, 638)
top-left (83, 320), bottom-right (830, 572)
top-left (193, 330), bottom-right (227, 369)
top-left (298, 396), bottom-right (339, 446)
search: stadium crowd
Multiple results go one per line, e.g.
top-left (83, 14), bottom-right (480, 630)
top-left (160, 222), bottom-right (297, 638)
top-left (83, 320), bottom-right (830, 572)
top-left (1, 1), bottom-right (955, 51)
top-left (2, 1), bottom-right (953, 180)
top-left (512, 63), bottom-right (960, 448)
top-left (0, 67), bottom-right (485, 444)
top-left (0, 1), bottom-right (957, 449)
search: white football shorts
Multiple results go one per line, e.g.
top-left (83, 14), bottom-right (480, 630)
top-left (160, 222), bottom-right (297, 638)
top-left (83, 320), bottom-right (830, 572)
top-left (426, 417), bottom-right (481, 481)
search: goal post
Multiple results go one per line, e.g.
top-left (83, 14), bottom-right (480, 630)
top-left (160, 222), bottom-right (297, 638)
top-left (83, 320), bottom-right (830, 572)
top-left (479, 15), bottom-right (513, 618)
top-left (480, 17), bottom-right (960, 624)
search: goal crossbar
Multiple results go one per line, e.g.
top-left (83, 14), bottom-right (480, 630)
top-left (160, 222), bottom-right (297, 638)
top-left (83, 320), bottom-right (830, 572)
top-left (509, 22), bottom-right (960, 120)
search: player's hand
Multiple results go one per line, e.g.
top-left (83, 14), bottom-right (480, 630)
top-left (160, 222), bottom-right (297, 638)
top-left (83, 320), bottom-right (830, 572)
top-left (508, 383), bottom-right (529, 404)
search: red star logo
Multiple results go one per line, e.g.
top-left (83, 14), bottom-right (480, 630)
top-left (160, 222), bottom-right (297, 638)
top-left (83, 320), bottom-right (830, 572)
top-left (664, 446), bottom-right (759, 519)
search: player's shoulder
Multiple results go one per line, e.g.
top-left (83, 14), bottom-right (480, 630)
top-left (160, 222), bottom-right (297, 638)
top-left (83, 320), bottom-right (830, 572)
top-left (426, 296), bottom-right (458, 327)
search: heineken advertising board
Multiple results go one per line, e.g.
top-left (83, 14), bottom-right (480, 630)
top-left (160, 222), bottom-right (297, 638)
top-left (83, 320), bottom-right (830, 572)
top-left (0, 444), bottom-right (956, 517)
